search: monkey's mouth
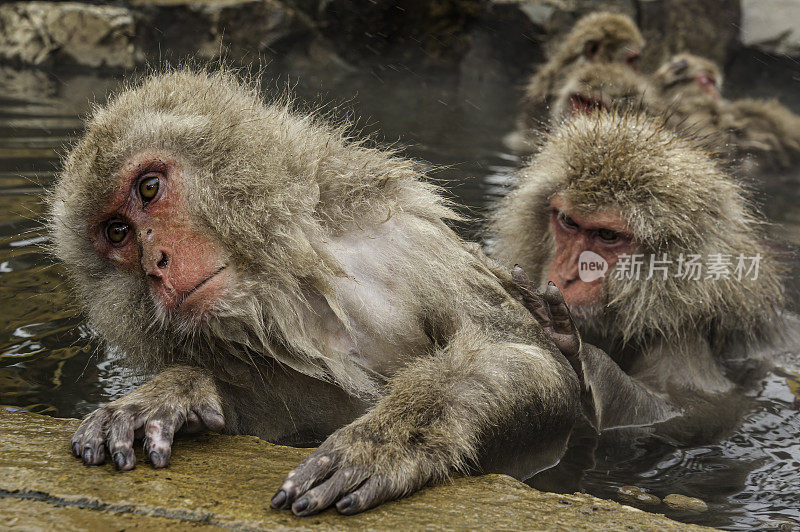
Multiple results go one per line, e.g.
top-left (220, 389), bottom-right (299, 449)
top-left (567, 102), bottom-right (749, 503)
top-left (569, 93), bottom-right (607, 116)
top-left (176, 264), bottom-right (229, 310)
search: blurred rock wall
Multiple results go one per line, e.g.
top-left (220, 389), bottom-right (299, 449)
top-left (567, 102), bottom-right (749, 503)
top-left (0, 0), bottom-right (792, 78)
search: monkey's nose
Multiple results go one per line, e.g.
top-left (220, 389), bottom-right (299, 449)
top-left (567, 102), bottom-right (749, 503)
top-left (157, 251), bottom-right (169, 269)
top-left (142, 248), bottom-right (170, 279)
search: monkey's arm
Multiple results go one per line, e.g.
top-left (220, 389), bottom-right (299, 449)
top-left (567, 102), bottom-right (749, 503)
top-left (575, 344), bottom-right (680, 430)
top-left (511, 270), bottom-right (680, 431)
top-left (271, 324), bottom-right (580, 516)
top-left (71, 366), bottom-right (224, 470)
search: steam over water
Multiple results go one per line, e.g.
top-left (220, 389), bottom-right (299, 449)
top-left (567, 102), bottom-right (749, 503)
top-left (0, 63), bottom-right (798, 529)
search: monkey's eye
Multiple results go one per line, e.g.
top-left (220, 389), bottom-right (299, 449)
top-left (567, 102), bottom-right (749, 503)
top-left (559, 212), bottom-right (579, 229)
top-left (138, 175), bottom-right (160, 204)
top-left (106, 221), bottom-right (129, 244)
top-left (625, 51), bottom-right (640, 69)
top-left (597, 228), bottom-right (619, 243)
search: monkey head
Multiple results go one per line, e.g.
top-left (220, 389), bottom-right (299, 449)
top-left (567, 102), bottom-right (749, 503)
top-left (551, 63), bottom-right (659, 122)
top-left (555, 12), bottom-right (644, 71)
top-left (492, 110), bottom-right (782, 344)
top-left (47, 69), bottom-right (368, 381)
top-left (653, 53), bottom-right (723, 102)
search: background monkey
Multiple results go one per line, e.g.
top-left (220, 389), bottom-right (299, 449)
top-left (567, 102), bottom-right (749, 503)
top-left (49, 68), bottom-right (580, 516)
top-left (506, 12), bottom-right (644, 154)
top-left (653, 53), bottom-right (800, 174)
top-left (549, 62), bottom-right (660, 123)
top-left (491, 109), bottom-right (794, 444)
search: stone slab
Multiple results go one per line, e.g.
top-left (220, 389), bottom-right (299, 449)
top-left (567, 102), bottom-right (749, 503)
top-left (0, 409), bottom-right (712, 531)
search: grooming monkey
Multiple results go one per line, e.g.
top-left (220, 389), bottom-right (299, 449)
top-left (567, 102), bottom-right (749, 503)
top-left (49, 68), bottom-right (580, 516)
top-left (491, 109), bottom-right (792, 444)
top-left (506, 12), bottom-right (644, 154)
top-left (653, 53), bottom-right (800, 173)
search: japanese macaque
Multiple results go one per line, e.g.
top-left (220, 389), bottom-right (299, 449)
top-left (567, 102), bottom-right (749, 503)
top-left (653, 53), bottom-right (800, 173)
top-left (550, 63), bottom-right (659, 123)
top-left (48, 68), bottom-right (580, 516)
top-left (651, 53), bottom-right (730, 151)
top-left (506, 12), bottom-right (644, 154)
top-left (490, 109), bottom-right (793, 444)
top-left (723, 97), bottom-right (800, 173)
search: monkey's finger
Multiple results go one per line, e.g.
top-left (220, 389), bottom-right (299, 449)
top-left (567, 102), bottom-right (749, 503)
top-left (513, 266), bottom-right (552, 325)
top-left (181, 403), bottom-right (224, 434)
top-left (544, 283), bottom-right (577, 325)
top-left (291, 467), bottom-right (367, 517)
top-left (73, 408), bottom-right (111, 464)
top-left (511, 264), bottom-right (533, 290)
top-left (271, 453), bottom-right (336, 510)
top-left (143, 408), bottom-right (184, 468)
top-left (106, 408), bottom-right (141, 471)
top-left (336, 475), bottom-right (396, 515)
top-left (196, 403), bottom-right (225, 432)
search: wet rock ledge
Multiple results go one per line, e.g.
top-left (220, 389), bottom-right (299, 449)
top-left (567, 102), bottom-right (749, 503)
top-left (0, 409), bottom-right (710, 531)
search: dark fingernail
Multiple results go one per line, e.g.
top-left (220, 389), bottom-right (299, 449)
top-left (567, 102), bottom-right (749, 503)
top-left (149, 451), bottom-right (161, 466)
top-left (293, 497), bottom-right (309, 514)
top-left (113, 451), bottom-right (125, 469)
top-left (548, 280), bottom-right (556, 287)
top-left (338, 496), bottom-right (352, 509)
top-left (71, 442), bottom-right (80, 457)
top-left (82, 448), bottom-right (93, 464)
top-left (271, 490), bottom-right (287, 509)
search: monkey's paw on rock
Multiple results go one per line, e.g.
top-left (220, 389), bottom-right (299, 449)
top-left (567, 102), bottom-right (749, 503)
top-left (0, 409), bottom-right (714, 531)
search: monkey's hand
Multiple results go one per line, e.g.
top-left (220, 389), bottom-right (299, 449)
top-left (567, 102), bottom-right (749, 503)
top-left (71, 366), bottom-right (224, 471)
top-left (511, 265), bottom-right (581, 361)
top-left (271, 418), bottom-right (433, 516)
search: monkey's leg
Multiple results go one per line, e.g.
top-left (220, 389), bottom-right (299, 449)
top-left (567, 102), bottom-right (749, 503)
top-left (271, 325), bottom-right (579, 516)
top-left (71, 366), bottom-right (224, 470)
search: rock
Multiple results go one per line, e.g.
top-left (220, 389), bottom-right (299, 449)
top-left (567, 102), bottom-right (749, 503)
top-left (618, 485), bottom-right (662, 506)
top-left (131, 0), bottom-right (314, 64)
top-left (0, 2), bottom-right (141, 68)
top-left (311, 0), bottom-right (485, 67)
top-left (663, 494), bottom-right (709, 513)
top-left (636, 0), bottom-right (740, 71)
top-left (0, 0), bottom-right (314, 70)
top-left (0, 409), bottom-right (712, 530)
top-left (741, 0), bottom-right (800, 58)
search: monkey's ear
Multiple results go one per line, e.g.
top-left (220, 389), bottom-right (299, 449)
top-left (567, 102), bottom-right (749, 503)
top-left (583, 40), bottom-right (601, 59)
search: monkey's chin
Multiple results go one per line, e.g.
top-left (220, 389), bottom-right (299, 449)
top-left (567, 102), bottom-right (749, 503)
top-left (168, 266), bottom-right (233, 322)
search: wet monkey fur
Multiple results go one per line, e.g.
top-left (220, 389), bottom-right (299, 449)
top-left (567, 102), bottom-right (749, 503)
top-left (48, 68), bottom-right (580, 516)
top-left (491, 109), bottom-right (796, 444)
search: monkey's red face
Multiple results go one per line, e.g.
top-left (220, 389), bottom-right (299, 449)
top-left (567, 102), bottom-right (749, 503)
top-left (694, 71), bottom-right (720, 99)
top-left (88, 152), bottom-right (231, 318)
top-left (547, 195), bottom-right (634, 310)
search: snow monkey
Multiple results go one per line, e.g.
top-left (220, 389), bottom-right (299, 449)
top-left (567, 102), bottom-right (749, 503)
top-left (549, 62), bottom-right (660, 123)
top-left (654, 53), bottom-right (800, 173)
top-left (48, 68), bottom-right (581, 517)
top-left (651, 53), bottom-right (730, 152)
top-left (506, 12), bottom-right (644, 154)
top-left (490, 109), bottom-right (794, 444)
